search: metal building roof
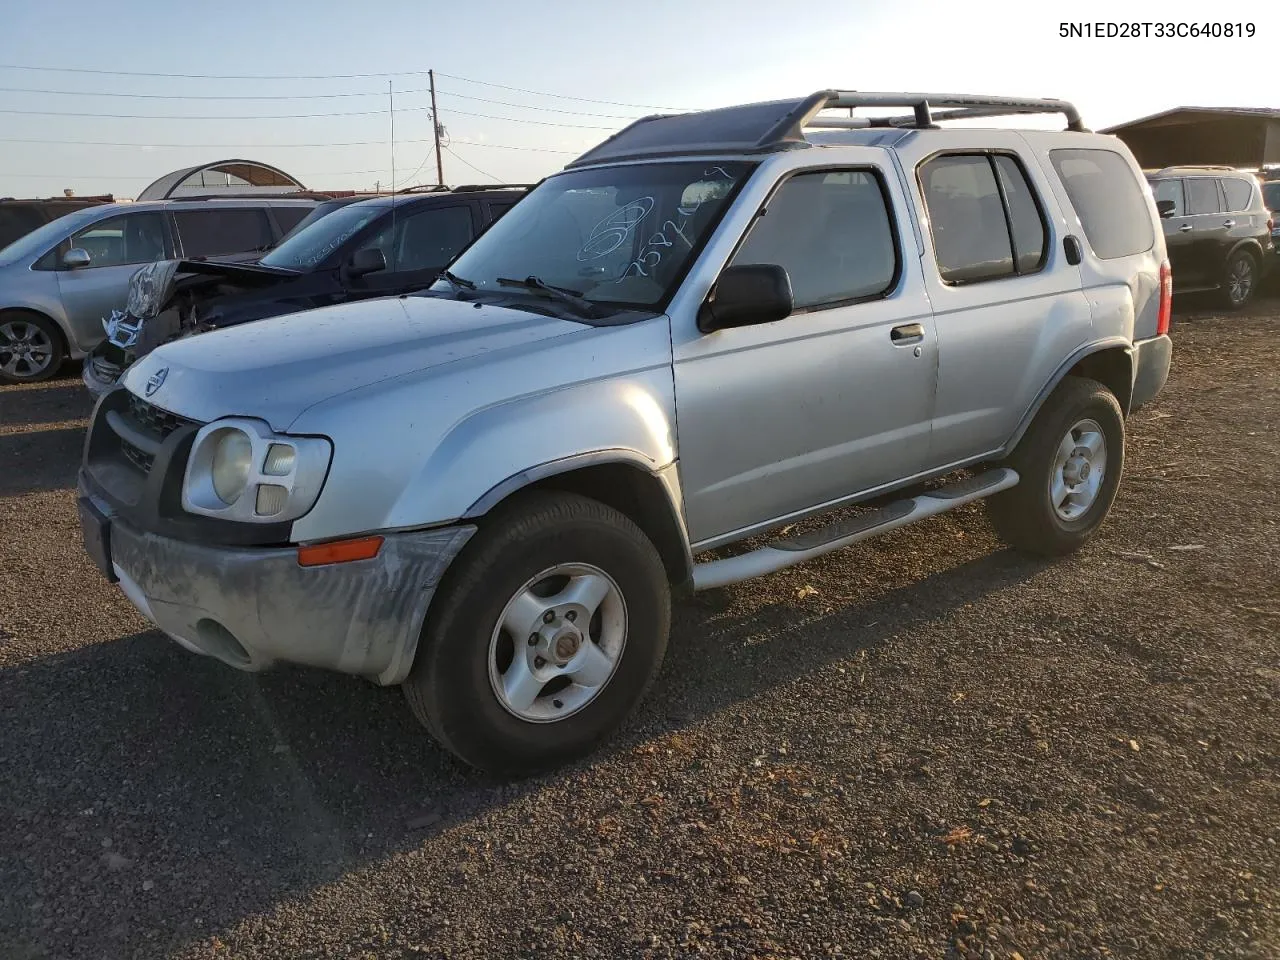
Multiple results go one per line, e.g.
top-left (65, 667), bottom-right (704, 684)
top-left (136, 160), bottom-right (305, 201)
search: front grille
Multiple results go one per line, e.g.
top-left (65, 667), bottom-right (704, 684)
top-left (128, 394), bottom-right (197, 441)
top-left (107, 394), bottom-right (201, 477)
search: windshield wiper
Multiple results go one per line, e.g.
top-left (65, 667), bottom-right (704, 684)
top-left (496, 275), bottom-right (597, 318)
top-left (441, 269), bottom-right (475, 291)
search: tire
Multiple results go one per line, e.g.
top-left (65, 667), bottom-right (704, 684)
top-left (1220, 249), bottom-right (1258, 310)
top-left (404, 491), bottom-right (671, 775)
top-left (0, 311), bottom-right (64, 384)
top-left (986, 376), bottom-right (1124, 557)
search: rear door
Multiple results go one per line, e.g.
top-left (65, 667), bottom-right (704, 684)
top-left (55, 210), bottom-right (172, 349)
top-left (672, 151), bottom-right (938, 545)
top-left (1183, 176), bottom-right (1227, 284)
top-left (893, 132), bottom-right (1094, 467)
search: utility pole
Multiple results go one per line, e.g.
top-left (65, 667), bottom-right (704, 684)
top-left (429, 69), bottom-right (444, 186)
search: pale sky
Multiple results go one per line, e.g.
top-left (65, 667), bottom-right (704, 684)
top-left (0, 0), bottom-right (1274, 199)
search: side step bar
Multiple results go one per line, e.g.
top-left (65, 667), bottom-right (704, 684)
top-left (691, 467), bottom-right (1019, 591)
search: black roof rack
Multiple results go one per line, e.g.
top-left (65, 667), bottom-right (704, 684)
top-left (451, 183), bottom-right (534, 193)
top-left (568, 90), bottom-right (1085, 168)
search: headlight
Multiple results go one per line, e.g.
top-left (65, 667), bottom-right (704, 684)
top-left (183, 418), bottom-right (332, 523)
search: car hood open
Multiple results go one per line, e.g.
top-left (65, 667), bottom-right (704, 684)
top-left (122, 294), bottom-right (588, 430)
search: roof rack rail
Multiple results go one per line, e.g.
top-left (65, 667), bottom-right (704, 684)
top-left (394, 184), bottom-right (453, 194)
top-left (451, 183), bottom-right (535, 192)
top-left (568, 90), bottom-right (1085, 169)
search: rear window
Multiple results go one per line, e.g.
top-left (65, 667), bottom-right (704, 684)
top-left (174, 208), bottom-right (274, 259)
top-left (1049, 149), bottom-right (1154, 260)
top-left (270, 205), bottom-right (312, 237)
top-left (0, 206), bottom-right (47, 252)
top-left (1263, 181), bottom-right (1280, 213)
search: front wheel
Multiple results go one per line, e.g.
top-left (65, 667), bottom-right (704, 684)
top-left (0, 312), bottom-right (64, 384)
top-left (404, 491), bottom-right (671, 775)
top-left (1220, 250), bottom-right (1258, 310)
top-left (987, 376), bottom-right (1124, 557)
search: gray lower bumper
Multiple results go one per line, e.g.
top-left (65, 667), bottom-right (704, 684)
top-left (105, 512), bottom-right (475, 685)
top-left (1131, 334), bottom-right (1172, 413)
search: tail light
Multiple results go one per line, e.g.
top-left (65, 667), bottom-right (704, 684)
top-left (1157, 259), bottom-right (1173, 337)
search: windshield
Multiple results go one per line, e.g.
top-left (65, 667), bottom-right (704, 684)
top-left (260, 201), bottom-right (387, 270)
top-left (0, 204), bottom-right (113, 266)
top-left (434, 160), bottom-right (754, 310)
top-left (1263, 181), bottom-right (1280, 213)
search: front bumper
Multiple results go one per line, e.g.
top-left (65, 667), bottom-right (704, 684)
top-left (1131, 334), bottom-right (1172, 413)
top-left (81, 491), bottom-right (475, 685)
top-left (82, 351), bottom-right (124, 398)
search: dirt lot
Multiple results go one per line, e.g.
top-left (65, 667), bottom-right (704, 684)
top-left (1, 296), bottom-right (1277, 960)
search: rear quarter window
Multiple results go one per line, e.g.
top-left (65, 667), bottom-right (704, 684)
top-left (1049, 149), bottom-right (1154, 260)
top-left (1220, 177), bottom-right (1254, 213)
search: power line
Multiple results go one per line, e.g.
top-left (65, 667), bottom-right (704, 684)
top-left (435, 71), bottom-right (696, 111)
top-left (0, 84), bottom-right (436, 101)
top-left (0, 63), bottom-right (698, 110)
top-left (0, 135), bottom-right (581, 152)
top-left (0, 105), bottom-right (617, 129)
top-left (435, 89), bottom-right (644, 120)
top-left (441, 145), bottom-right (500, 183)
top-left (0, 83), bottom-right (650, 120)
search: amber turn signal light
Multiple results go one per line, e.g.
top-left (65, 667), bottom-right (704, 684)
top-left (296, 536), bottom-right (384, 567)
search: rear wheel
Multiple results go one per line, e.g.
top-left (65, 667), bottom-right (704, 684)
top-left (1221, 250), bottom-right (1258, 309)
top-left (987, 376), bottom-right (1124, 556)
top-left (404, 491), bottom-right (671, 775)
top-left (0, 312), bottom-right (63, 384)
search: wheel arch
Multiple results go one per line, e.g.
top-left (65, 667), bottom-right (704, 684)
top-left (465, 453), bottom-right (693, 591)
top-left (1004, 338), bottom-right (1135, 453)
top-left (1225, 238), bottom-right (1264, 269)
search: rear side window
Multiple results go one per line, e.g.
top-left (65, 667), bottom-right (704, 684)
top-left (1185, 179), bottom-right (1221, 216)
top-left (1221, 177), bottom-right (1254, 213)
top-left (174, 208), bottom-right (274, 259)
top-left (730, 169), bottom-right (898, 309)
top-left (1049, 149), bottom-right (1154, 260)
top-left (918, 153), bottom-right (1046, 283)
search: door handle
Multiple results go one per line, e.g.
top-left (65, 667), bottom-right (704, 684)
top-left (890, 323), bottom-right (925, 345)
top-left (1179, 224), bottom-right (1193, 232)
top-left (1223, 219), bottom-right (1236, 228)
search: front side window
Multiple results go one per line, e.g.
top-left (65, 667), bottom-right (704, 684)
top-left (1220, 177), bottom-right (1254, 213)
top-left (1049, 149), bottom-right (1154, 260)
top-left (436, 160), bottom-right (754, 312)
top-left (174, 209), bottom-right (274, 259)
top-left (1185, 178), bottom-right (1221, 216)
top-left (364, 205), bottom-right (474, 272)
top-left (729, 169), bottom-right (897, 309)
top-left (1150, 178), bottom-right (1185, 217)
top-left (919, 153), bottom-right (1048, 283)
top-left (67, 212), bottom-right (167, 269)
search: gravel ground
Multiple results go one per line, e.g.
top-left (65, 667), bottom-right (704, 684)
top-left (1, 296), bottom-right (1277, 960)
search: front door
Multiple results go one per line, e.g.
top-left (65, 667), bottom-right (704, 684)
top-left (672, 163), bottom-right (937, 547)
top-left (1152, 178), bottom-right (1198, 284)
top-left (348, 203), bottom-right (478, 298)
top-left (55, 210), bottom-right (171, 351)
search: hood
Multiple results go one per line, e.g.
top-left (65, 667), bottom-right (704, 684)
top-left (124, 295), bottom-right (587, 430)
top-left (127, 258), bottom-right (299, 318)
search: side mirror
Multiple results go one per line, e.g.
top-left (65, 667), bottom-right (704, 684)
top-left (698, 264), bottom-right (793, 333)
top-left (346, 247), bottom-right (386, 279)
top-left (62, 247), bottom-right (92, 269)
top-left (1156, 199), bottom-right (1177, 219)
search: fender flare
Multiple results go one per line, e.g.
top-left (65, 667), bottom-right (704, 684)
top-left (1225, 238), bottom-right (1266, 270)
top-left (1002, 337), bottom-right (1134, 454)
top-left (463, 448), bottom-right (671, 518)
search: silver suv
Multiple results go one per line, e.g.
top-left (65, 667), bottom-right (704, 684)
top-left (77, 91), bottom-right (1173, 774)
top-left (0, 197), bottom-right (316, 383)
